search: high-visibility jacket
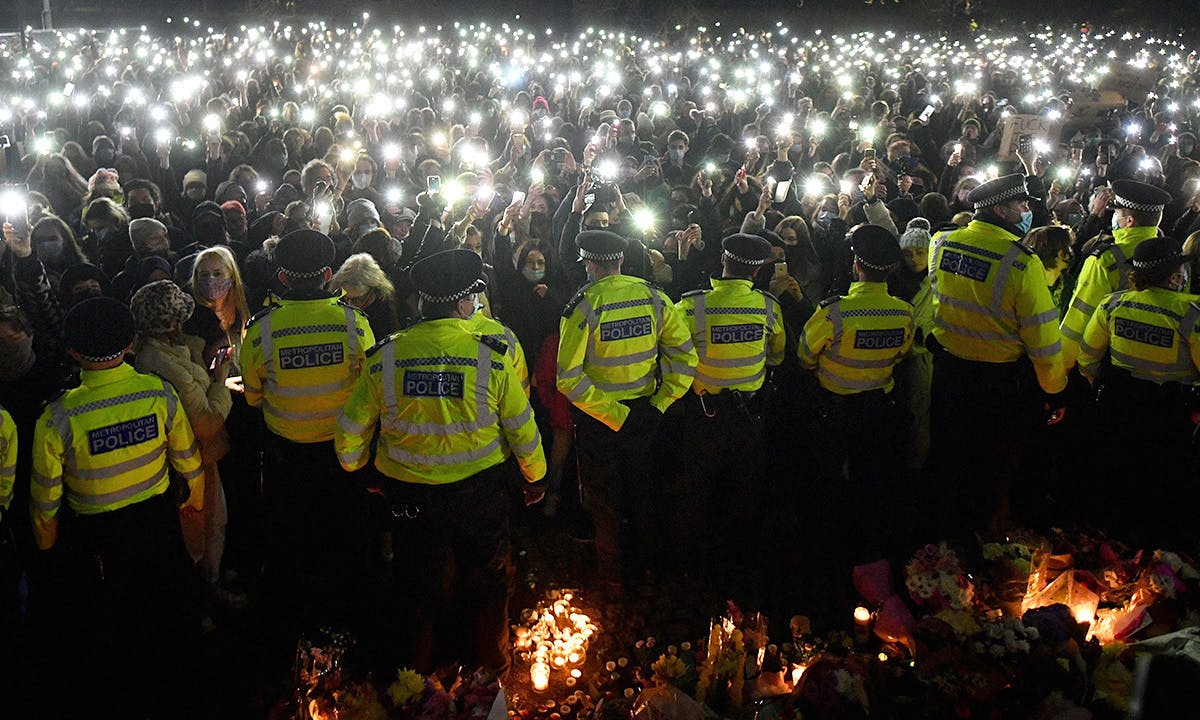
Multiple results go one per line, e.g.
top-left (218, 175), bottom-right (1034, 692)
top-left (557, 274), bottom-right (698, 431)
top-left (929, 219), bottom-right (1067, 394)
top-left (1061, 225), bottom-right (1160, 369)
top-left (0, 405), bottom-right (14, 513)
top-left (1077, 287), bottom-right (1200, 385)
top-left (799, 281), bottom-right (915, 394)
top-left (241, 293), bottom-right (375, 444)
top-left (30, 364), bottom-right (204, 550)
top-left (335, 318), bottom-right (545, 485)
top-left (470, 313), bottom-right (530, 398)
top-left (677, 277), bottom-right (785, 394)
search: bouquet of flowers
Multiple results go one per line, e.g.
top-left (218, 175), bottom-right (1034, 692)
top-left (695, 605), bottom-right (747, 712)
top-left (905, 543), bottom-right (976, 611)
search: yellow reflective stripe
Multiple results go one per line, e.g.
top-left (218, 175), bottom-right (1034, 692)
top-left (386, 437), bottom-right (501, 466)
top-left (72, 444), bottom-right (165, 481)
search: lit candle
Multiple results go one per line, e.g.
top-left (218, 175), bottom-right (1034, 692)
top-left (790, 664), bottom-right (806, 685)
top-left (853, 606), bottom-right (872, 644)
top-left (531, 661), bottom-right (550, 692)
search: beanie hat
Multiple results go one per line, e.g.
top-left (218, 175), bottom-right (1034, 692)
top-left (183, 168), bottom-right (208, 190)
top-left (898, 226), bottom-right (932, 251)
top-left (88, 168), bottom-right (121, 195)
top-left (346, 198), bottom-right (381, 230)
top-left (129, 217), bottom-right (168, 248)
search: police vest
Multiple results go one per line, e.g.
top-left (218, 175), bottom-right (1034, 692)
top-left (1077, 287), bottom-right (1200, 385)
top-left (799, 281), bottom-right (915, 395)
top-left (678, 277), bottom-right (785, 394)
top-left (0, 405), bottom-right (15, 513)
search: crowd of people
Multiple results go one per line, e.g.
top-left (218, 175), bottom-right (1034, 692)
top-left (3, 16), bottom-right (1200, 715)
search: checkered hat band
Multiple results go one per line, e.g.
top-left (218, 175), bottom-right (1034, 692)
top-left (281, 266), bottom-right (328, 279)
top-left (78, 349), bottom-right (125, 363)
top-left (855, 254), bottom-right (898, 272)
top-left (973, 183), bottom-right (1028, 210)
top-left (579, 248), bottom-right (623, 262)
top-left (723, 250), bottom-right (768, 265)
top-left (1114, 196), bottom-right (1165, 213)
top-left (418, 286), bottom-right (474, 304)
top-left (1131, 255), bottom-right (1179, 270)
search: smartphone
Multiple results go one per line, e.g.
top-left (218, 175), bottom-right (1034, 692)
top-left (208, 346), bottom-right (233, 371)
top-left (1017, 134), bottom-right (1032, 154)
top-left (426, 176), bottom-right (441, 194)
top-left (863, 147), bottom-right (876, 161)
top-left (511, 190), bottom-right (526, 205)
top-left (643, 153), bottom-right (657, 165)
top-left (774, 261), bottom-right (789, 279)
top-left (919, 105), bottom-right (936, 123)
top-left (0, 183), bottom-right (29, 238)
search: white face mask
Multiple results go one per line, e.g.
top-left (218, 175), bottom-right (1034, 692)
top-left (1111, 212), bottom-right (1123, 231)
top-left (351, 172), bottom-right (372, 190)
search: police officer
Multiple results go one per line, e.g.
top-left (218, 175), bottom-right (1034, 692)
top-left (240, 229), bottom-right (375, 614)
top-left (1061, 180), bottom-right (1173, 369)
top-left (30, 297), bottom-right (203, 714)
top-left (0, 405), bottom-right (12, 528)
top-left (800, 225), bottom-right (913, 543)
top-left (928, 173), bottom-right (1068, 538)
top-left (673, 234), bottom-right (784, 575)
top-left (1076, 236), bottom-right (1200, 546)
top-left (557, 230), bottom-right (697, 593)
top-left (335, 249), bottom-right (545, 674)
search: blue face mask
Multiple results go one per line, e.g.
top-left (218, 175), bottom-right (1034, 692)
top-left (1016, 210), bottom-right (1033, 234)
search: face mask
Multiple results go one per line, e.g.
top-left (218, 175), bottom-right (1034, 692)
top-left (95, 149), bottom-right (115, 165)
top-left (522, 267), bottom-right (546, 282)
top-left (37, 239), bottom-right (64, 262)
top-left (198, 276), bottom-right (233, 301)
top-left (351, 173), bottom-right (372, 190)
top-left (467, 294), bottom-right (482, 319)
top-left (0, 334), bottom-right (35, 381)
top-left (1016, 210), bottom-right (1033, 234)
top-left (1111, 213), bottom-right (1122, 231)
top-left (128, 203), bottom-right (156, 220)
top-left (356, 222), bottom-right (376, 239)
top-left (92, 227), bottom-right (114, 244)
top-left (1171, 269), bottom-right (1190, 293)
top-left (669, 148), bottom-right (685, 163)
top-left (185, 187), bottom-right (206, 201)
top-left (816, 211), bottom-right (834, 228)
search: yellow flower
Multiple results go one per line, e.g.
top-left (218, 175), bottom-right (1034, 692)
top-left (387, 668), bottom-right (426, 707)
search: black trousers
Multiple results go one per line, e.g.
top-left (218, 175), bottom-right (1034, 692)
top-left (929, 341), bottom-right (1039, 539)
top-left (573, 399), bottom-right (657, 589)
top-left (380, 463), bottom-right (513, 675)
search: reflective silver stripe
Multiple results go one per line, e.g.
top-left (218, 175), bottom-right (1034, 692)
top-left (1022, 308), bottom-right (1060, 326)
top-left (557, 363), bottom-right (585, 380)
top-left (648, 288), bottom-right (664, 331)
top-left (382, 342), bottom-right (397, 410)
top-left (674, 338), bottom-right (695, 354)
top-left (160, 380), bottom-right (177, 434)
top-left (344, 306), bottom-right (360, 357)
top-left (576, 295), bottom-right (598, 331)
top-left (934, 291), bottom-right (1005, 319)
top-left (264, 401), bottom-right (334, 422)
top-left (32, 471), bottom-right (59, 489)
top-left (511, 433), bottom-right (542, 456)
top-left (389, 413), bottom-right (499, 436)
top-left (260, 312), bottom-right (276, 385)
top-left (693, 293), bottom-right (708, 352)
top-left (563, 375), bottom-right (594, 402)
top-left (72, 444), bottom-right (166, 481)
top-left (588, 347), bottom-right (659, 367)
top-left (823, 351), bottom-right (896, 369)
top-left (169, 441), bottom-right (199, 460)
top-left (179, 465), bottom-right (204, 481)
top-left (386, 437), bottom-right (502, 466)
top-left (701, 351), bottom-right (766, 368)
top-left (48, 400), bottom-right (76, 472)
top-left (69, 467), bottom-right (166, 509)
top-left (764, 295), bottom-right (777, 332)
top-left (1110, 347), bottom-right (1191, 375)
top-left (338, 448), bottom-right (366, 467)
top-left (828, 301), bottom-right (844, 343)
top-left (32, 496), bottom-right (60, 512)
top-left (1026, 340), bottom-right (1063, 358)
top-left (595, 373), bottom-right (655, 393)
top-left (501, 403), bottom-right (534, 431)
top-left (988, 245), bottom-right (1027, 318)
top-left (339, 413), bottom-right (371, 436)
top-left (475, 341), bottom-right (493, 417)
top-left (934, 317), bottom-right (1020, 343)
top-left (661, 359), bottom-right (696, 377)
top-left (1070, 296), bottom-right (1096, 317)
top-left (695, 368), bottom-right (765, 387)
top-left (1060, 325), bottom-right (1085, 343)
top-left (272, 376), bottom-right (356, 398)
top-left (1110, 245), bottom-right (1130, 292)
top-left (818, 365), bottom-right (888, 391)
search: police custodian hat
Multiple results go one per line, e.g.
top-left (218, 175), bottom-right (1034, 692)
top-left (576, 230), bottom-right (626, 262)
top-left (849, 224), bottom-right (903, 271)
top-left (275, 229), bottom-right (336, 277)
top-left (968, 173), bottom-right (1031, 210)
top-left (721, 233), bottom-right (773, 265)
top-left (1131, 235), bottom-right (1185, 270)
top-left (410, 249), bottom-right (487, 303)
top-left (64, 296), bottom-right (135, 362)
top-left (1110, 180), bottom-right (1172, 214)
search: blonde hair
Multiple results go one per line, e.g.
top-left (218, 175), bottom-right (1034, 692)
top-left (190, 245), bottom-right (251, 332)
top-left (950, 211), bottom-right (974, 227)
top-left (331, 253), bottom-right (395, 298)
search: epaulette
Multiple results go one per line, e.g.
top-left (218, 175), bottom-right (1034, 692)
top-left (245, 306), bottom-right (273, 331)
top-left (818, 295), bottom-right (842, 309)
top-left (42, 388), bottom-right (69, 410)
top-left (561, 282), bottom-right (594, 318)
top-left (365, 331), bottom-right (401, 358)
top-left (641, 278), bottom-right (667, 293)
top-left (1012, 241), bottom-right (1036, 257)
top-left (681, 289), bottom-right (707, 299)
top-left (336, 299), bottom-right (369, 318)
top-left (479, 333), bottom-right (508, 355)
top-left (1086, 235), bottom-right (1115, 259)
top-left (1089, 244), bottom-right (1113, 259)
top-left (756, 289), bottom-right (782, 304)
